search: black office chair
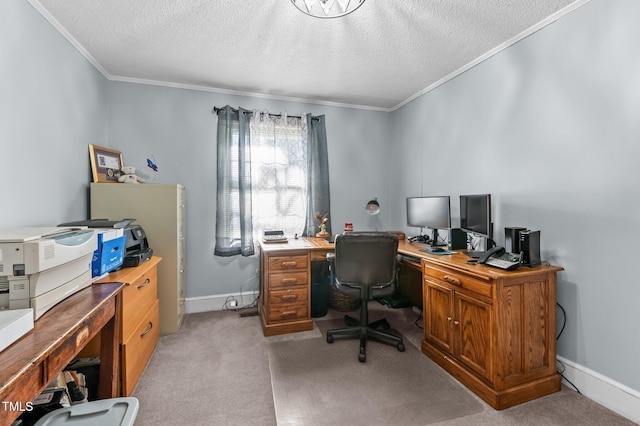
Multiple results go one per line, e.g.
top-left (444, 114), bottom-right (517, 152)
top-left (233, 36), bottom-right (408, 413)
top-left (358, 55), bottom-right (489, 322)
top-left (326, 232), bottom-right (405, 362)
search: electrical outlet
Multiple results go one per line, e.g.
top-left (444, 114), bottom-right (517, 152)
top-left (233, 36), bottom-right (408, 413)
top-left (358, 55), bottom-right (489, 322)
top-left (229, 299), bottom-right (238, 308)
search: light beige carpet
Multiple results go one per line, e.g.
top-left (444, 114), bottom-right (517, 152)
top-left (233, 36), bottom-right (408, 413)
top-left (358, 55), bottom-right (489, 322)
top-left (267, 319), bottom-right (483, 426)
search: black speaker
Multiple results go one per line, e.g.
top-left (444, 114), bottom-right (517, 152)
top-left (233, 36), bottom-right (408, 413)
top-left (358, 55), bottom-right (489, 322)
top-left (505, 227), bottom-right (527, 253)
top-left (448, 228), bottom-right (467, 250)
top-left (520, 230), bottom-right (541, 267)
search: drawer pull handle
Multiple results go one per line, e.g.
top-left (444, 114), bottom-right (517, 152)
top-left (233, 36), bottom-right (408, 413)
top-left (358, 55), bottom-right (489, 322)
top-left (281, 295), bottom-right (298, 302)
top-left (140, 322), bottom-right (153, 337)
top-left (281, 311), bottom-right (297, 318)
top-left (443, 275), bottom-right (462, 286)
top-left (281, 261), bottom-right (297, 268)
top-left (282, 278), bottom-right (298, 284)
top-left (447, 316), bottom-right (452, 322)
top-left (454, 320), bottom-right (460, 326)
top-left (138, 278), bottom-right (151, 289)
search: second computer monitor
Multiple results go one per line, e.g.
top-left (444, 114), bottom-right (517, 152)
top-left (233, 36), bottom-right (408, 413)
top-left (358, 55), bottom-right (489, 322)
top-left (460, 194), bottom-right (492, 238)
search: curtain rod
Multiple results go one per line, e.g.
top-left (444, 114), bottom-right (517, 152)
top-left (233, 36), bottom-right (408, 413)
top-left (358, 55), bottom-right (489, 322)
top-left (212, 106), bottom-right (319, 121)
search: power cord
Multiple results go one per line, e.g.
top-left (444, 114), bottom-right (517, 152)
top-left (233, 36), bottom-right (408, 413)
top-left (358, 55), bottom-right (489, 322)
top-left (414, 308), bottom-right (423, 330)
top-left (556, 302), bottom-right (581, 394)
top-left (222, 295), bottom-right (239, 310)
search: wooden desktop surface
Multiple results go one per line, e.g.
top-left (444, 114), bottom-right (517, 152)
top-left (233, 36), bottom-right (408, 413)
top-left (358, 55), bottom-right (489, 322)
top-left (0, 282), bottom-right (123, 426)
top-left (260, 236), bottom-right (561, 279)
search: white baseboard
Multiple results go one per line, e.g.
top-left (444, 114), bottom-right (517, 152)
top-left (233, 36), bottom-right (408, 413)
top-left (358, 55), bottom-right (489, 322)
top-left (185, 292), bottom-right (258, 314)
top-left (558, 355), bottom-right (640, 423)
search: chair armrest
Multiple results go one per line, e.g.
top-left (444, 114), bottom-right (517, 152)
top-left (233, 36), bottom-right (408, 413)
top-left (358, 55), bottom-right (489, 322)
top-left (326, 252), bottom-right (335, 263)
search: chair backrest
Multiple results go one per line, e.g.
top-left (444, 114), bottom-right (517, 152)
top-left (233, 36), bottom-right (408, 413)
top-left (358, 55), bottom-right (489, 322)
top-left (333, 232), bottom-right (399, 288)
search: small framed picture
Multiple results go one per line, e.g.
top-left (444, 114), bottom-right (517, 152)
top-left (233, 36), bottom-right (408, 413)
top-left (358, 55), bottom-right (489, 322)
top-left (89, 144), bottom-right (123, 183)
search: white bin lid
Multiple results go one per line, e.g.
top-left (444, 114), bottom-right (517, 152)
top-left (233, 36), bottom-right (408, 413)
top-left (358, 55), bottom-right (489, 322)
top-left (34, 397), bottom-right (139, 426)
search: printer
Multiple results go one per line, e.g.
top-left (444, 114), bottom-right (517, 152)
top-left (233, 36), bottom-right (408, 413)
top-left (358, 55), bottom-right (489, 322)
top-left (59, 219), bottom-right (153, 268)
top-left (0, 227), bottom-right (97, 320)
top-left (123, 224), bottom-right (153, 267)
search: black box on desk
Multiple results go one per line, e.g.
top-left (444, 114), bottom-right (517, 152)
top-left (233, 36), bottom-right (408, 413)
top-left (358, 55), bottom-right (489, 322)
top-left (520, 230), bottom-right (541, 267)
top-left (448, 228), bottom-right (467, 250)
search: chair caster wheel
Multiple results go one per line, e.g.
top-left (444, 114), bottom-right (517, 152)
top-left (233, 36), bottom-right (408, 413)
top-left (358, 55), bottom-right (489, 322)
top-left (327, 335), bottom-right (334, 343)
top-left (397, 343), bottom-right (405, 352)
top-left (358, 353), bottom-right (366, 362)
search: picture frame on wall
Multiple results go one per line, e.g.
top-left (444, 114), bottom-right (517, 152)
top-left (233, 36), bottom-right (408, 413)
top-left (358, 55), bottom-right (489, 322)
top-left (89, 144), bottom-right (123, 183)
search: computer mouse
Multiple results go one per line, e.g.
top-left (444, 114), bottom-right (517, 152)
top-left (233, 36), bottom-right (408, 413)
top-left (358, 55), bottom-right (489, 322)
top-left (431, 247), bottom-right (446, 253)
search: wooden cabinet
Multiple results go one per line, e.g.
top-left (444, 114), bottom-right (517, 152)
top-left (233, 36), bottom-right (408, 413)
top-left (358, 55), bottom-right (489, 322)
top-left (421, 254), bottom-right (563, 409)
top-left (95, 257), bottom-right (161, 396)
top-left (258, 243), bottom-right (313, 336)
top-left (91, 183), bottom-right (185, 335)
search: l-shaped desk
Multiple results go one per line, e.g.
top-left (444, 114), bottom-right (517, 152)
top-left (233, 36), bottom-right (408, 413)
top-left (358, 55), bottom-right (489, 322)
top-left (258, 236), bottom-right (564, 409)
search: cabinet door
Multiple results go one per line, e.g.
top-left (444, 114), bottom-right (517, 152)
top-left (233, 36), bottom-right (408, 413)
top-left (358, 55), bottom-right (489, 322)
top-left (424, 280), bottom-right (454, 354)
top-left (455, 292), bottom-right (493, 382)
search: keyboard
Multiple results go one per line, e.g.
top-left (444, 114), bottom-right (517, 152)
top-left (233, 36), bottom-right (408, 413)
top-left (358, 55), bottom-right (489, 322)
top-left (484, 252), bottom-right (522, 271)
top-left (400, 254), bottom-right (420, 263)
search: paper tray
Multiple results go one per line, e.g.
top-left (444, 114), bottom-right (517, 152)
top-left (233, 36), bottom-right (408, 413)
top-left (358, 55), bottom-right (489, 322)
top-left (0, 308), bottom-right (34, 352)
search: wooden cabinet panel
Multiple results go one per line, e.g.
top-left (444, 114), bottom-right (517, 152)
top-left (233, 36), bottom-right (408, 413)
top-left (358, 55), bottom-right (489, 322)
top-left (421, 255), bottom-right (563, 409)
top-left (455, 292), bottom-right (492, 382)
top-left (424, 281), bottom-right (453, 354)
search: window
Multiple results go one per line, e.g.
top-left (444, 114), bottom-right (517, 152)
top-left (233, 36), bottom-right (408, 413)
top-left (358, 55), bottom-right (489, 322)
top-left (250, 112), bottom-right (308, 240)
top-left (214, 106), bottom-right (331, 257)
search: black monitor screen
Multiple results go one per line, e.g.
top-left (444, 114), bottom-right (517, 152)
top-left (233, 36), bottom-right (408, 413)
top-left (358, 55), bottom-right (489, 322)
top-left (460, 194), bottom-right (491, 237)
top-left (406, 196), bottom-right (451, 229)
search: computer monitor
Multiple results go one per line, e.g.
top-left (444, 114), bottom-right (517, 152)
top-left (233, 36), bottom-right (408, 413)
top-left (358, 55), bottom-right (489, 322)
top-left (460, 194), bottom-right (492, 238)
top-left (406, 196), bottom-right (451, 246)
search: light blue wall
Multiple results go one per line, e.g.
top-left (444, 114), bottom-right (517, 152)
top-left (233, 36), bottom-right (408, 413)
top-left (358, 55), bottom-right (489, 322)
top-left (107, 82), bottom-right (391, 300)
top-left (389, 0), bottom-right (640, 392)
top-left (0, 0), bottom-right (108, 227)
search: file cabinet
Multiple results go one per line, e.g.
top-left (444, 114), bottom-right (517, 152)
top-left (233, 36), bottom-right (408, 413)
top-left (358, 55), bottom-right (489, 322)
top-left (91, 183), bottom-right (185, 335)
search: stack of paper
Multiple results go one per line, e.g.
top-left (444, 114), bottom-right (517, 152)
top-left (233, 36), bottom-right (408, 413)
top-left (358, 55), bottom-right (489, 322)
top-left (0, 308), bottom-right (34, 352)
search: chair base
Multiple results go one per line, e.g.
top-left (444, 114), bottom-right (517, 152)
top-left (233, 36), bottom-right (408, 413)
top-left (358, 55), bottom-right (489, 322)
top-left (326, 314), bottom-right (405, 362)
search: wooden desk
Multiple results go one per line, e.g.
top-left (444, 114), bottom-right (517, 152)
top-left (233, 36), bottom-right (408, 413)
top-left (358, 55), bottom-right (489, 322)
top-left (405, 241), bottom-right (564, 409)
top-left (260, 236), bottom-right (564, 409)
top-left (258, 237), bottom-right (334, 336)
top-left (0, 283), bottom-right (123, 426)
top-left (257, 237), bottom-right (428, 336)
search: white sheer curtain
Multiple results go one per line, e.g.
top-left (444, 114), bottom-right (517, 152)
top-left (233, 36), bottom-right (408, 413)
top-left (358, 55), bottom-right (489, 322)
top-left (249, 111), bottom-right (308, 239)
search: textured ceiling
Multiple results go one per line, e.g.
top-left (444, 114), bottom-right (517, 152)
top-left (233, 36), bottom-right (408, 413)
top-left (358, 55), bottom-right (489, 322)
top-left (30, 0), bottom-right (586, 111)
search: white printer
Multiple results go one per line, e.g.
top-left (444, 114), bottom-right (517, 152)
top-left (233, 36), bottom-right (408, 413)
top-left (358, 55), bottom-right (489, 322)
top-left (0, 227), bottom-right (97, 320)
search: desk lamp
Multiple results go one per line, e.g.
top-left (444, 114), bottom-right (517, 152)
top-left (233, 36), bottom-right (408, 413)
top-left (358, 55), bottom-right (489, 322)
top-left (366, 198), bottom-right (380, 215)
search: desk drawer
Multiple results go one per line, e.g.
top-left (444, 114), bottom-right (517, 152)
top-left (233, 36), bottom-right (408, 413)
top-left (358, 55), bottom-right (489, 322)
top-left (269, 271), bottom-right (308, 288)
top-left (122, 268), bottom-right (158, 341)
top-left (267, 304), bottom-right (308, 322)
top-left (310, 250), bottom-right (330, 262)
top-left (424, 265), bottom-right (493, 299)
top-left (269, 288), bottom-right (308, 305)
top-left (269, 255), bottom-right (308, 272)
top-left (121, 299), bottom-right (159, 396)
